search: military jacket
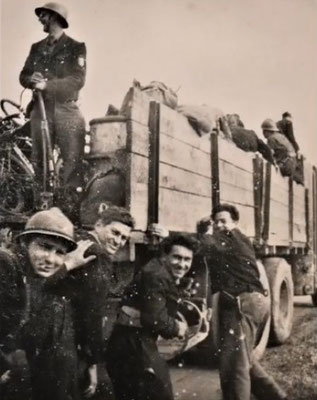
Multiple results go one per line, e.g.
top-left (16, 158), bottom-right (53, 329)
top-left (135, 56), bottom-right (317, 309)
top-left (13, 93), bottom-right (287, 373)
top-left (19, 33), bottom-right (86, 104)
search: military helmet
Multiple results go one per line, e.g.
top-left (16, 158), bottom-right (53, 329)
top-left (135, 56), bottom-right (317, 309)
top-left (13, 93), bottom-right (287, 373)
top-left (35, 2), bottom-right (69, 28)
top-left (261, 119), bottom-right (279, 132)
top-left (17, 207), bottom-right (76, 251)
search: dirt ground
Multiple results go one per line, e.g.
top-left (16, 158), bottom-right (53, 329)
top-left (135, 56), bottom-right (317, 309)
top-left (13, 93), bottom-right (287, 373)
top-left (261, 298), bottom-right (317, 400)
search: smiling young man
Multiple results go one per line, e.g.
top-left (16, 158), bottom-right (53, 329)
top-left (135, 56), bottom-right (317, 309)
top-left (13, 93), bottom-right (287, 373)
top-left (106, 234), bottom-right (199, 400)
top-left (200, 203), bottom-right (287, 400)
top-left (68, 206), bottom-right (135, 386)
top-left (17, 207), bottom-right (95, 400)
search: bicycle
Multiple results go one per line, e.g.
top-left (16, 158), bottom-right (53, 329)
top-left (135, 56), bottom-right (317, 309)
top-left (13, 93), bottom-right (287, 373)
top-left (0, 98), bottom-right (34, 214)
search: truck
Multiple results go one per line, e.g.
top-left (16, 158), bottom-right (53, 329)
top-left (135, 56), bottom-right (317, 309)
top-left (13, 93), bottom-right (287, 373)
top-left (1, 86), bottom-right (317, 360)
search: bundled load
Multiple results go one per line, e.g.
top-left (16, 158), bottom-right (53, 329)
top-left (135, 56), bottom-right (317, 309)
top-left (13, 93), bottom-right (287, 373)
top-left (177, 104), bottom-right (232, 138)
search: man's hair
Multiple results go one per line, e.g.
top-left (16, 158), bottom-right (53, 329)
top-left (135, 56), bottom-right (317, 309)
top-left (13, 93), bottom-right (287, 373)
top-left (282, 111), bottom-right (292, 119)
top-left (211, 203), bottom-right (240, 222)
top-left (162, 233), bottom-right (200, 255)
top-left (97, 206), bottom-right (135, 229)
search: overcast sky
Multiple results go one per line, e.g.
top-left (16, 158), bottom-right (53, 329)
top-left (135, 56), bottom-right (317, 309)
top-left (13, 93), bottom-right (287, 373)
top-left (1, 0), bottom-right (316, 162)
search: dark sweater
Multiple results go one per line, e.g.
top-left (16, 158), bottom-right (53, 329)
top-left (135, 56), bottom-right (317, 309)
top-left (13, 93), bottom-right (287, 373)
top-left (200, 228), bottom-right (264, 296)
top-left (121, 258), bottom-right (180, 339)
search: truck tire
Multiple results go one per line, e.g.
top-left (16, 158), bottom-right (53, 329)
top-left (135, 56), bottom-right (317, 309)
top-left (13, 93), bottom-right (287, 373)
top-left (263, 257), bottom-right (294, 345)
top-left (312, 292), bottom-right (317, 307)
top-left (253, 260), bottom-right (271, 360)
top-left (211, 261), bottom-right (270, 360)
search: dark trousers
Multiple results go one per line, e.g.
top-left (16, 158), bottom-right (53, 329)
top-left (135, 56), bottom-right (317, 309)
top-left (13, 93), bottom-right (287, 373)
top-left (106, 325), bottom-right (174, 400)
top-left (219, 292), bottom-right (286, 400)
top-left (30, 101), bottom-right (85, 192)
top-left (25, 347), bottom-right (80, 400)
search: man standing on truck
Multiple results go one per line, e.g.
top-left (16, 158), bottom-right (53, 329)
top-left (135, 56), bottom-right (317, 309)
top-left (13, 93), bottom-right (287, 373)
top-left (276, 112), bottom-right (300, 155)
top-left (200, 204), bottom-right (287, 400)
top-left (106, 234), bottom-right (199, 400)
top-left (19, 2), bottom-right (87, 211)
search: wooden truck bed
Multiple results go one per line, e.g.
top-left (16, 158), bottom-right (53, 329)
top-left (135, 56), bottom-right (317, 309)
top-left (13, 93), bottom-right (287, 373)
top-left (86, 87), bottom-right (309, 252)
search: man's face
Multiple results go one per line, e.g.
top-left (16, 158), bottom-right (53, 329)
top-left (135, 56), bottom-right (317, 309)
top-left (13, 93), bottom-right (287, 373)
top-left (38, 10), bottom-right (53, 33)
top-left (213, 211), bottom-right (237, 233)
top-left (166, 245), bottom-right (193, 280)
top-left (94, 221), bottom-right (132, 255)
top-left (27, 236), bottom-right (68, 278)
top-left (263, 129), bottom-right (273, 139)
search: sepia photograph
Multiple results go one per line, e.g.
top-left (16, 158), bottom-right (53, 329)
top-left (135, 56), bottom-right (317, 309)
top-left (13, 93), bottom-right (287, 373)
top-left (0, 0), bottom-right (317, 399)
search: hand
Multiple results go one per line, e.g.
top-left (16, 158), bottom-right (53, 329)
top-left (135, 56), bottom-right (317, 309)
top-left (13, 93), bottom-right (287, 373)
top-left (0, 370), bottom-right (11, 384)
top-left (84, 364), bottom-right (98, 398)
top-left (64, 240), bottom-right (96, 271)
top-left (206, 307), bottom-right (212, 322)
top-left (33, 81), bottom-right (47, 91)
top-left (147, 223), bottom-right (169, 239)
top-left (176, 320), bottom-right (188, 339)
top-left (30, 72), bottom-right (44, 84)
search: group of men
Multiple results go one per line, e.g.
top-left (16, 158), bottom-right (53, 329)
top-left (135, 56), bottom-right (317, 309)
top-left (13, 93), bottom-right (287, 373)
top-left (1, 201), bottom-right (288, 400)
top-left (0, 2), bottom-right (291, 400)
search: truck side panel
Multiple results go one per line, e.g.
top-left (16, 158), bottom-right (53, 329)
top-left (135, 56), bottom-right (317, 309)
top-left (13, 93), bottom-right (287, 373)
top-left (217, 137), bottom-right (256, 238)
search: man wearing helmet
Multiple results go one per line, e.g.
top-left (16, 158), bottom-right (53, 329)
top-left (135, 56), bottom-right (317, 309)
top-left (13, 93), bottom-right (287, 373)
top-left (261, 118), bottom-right (297, 178)
top-left (19, 3), bottom-right (87, 210)
top-left (16, 207), bottom-right (95, 400)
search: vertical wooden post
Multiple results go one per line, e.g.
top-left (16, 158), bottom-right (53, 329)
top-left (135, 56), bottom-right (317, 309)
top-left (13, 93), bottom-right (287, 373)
top-left (263, 162), bottom-right (271, 242)
top-left (289, 178), bottom-right (293, 246)
top-left (253, 155), bottom-right (264, 245)
top-left (210, 130), bottom-right (220, 208)
top-left (148, 101), bottom-right (160, 224)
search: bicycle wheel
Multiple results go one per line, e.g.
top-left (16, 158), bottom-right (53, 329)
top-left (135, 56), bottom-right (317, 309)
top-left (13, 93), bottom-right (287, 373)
top-left (0, 151), bottom-right (34, 213)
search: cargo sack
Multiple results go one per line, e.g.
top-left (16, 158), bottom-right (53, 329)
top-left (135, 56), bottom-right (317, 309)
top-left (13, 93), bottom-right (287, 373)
top-left (141, 81), bottom-right (178, 110)
top-left (230, 127), bottom-right (258, 152)
top-left (177, 105), bottom-right (225, 136)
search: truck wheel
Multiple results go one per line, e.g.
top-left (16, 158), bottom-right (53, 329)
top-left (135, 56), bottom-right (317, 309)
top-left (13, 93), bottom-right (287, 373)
top-left (253, 261), bottom-right (271, 360)
top-left (312, 292), bottom-right (317, 307)
top-left (263, 258), bottom-right (294, 345)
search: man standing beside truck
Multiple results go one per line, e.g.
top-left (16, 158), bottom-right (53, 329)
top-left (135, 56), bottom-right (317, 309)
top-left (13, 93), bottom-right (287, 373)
top-left (106, 234), bottom-right (199, 400)
top-left (200, 203), bottom-right (287, 400)
top-left (19, 2), bottom-right (87, 210)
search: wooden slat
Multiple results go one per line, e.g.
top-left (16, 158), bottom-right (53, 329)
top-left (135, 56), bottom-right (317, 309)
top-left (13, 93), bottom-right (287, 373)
top-left (219, 160), bottom-right (254, 192)
top-left (293, 183), bottom-right (307, 243)
top-left (160, 133), bottom-right (211, 178)
top-left (218, 136), bottom-right (255, 173)
top-left (160, 163), bottom-right (211, 198)
top-left (160, 103), bottom-right (211, 153)
top-left (129, 154), bottom-right (149, 230)
top-left (220, 181), bottom-right (254, 206)
top-left (159, 188), bottom-right (212, 232)
top-left (128, 120), bottom-right (150, 156)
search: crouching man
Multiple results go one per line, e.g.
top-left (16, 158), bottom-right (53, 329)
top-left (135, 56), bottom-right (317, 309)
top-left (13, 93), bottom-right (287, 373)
top-left (199, 204), bottom-right (287, 400)
top-left (106, 234), bottom-right (199, 400)
top-left (17, 207), bottom-right (95, 400)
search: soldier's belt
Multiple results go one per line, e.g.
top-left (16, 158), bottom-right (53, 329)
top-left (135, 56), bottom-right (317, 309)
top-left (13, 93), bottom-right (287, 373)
top-left (116, 306), bottom-right (142, 328)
